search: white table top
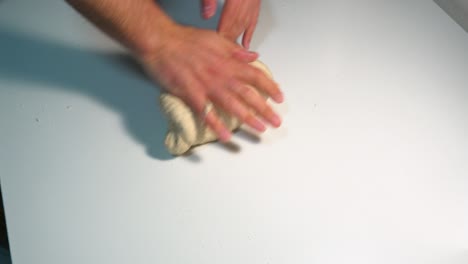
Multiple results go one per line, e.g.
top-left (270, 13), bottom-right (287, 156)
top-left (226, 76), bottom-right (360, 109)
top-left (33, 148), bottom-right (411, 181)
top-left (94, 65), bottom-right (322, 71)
top-left (1, 0), bottom-right (468, 263)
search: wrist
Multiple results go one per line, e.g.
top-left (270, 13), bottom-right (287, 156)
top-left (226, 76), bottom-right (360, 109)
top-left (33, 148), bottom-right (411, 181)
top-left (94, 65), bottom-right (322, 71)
top-left (133, 13), bottom-right (177, 59)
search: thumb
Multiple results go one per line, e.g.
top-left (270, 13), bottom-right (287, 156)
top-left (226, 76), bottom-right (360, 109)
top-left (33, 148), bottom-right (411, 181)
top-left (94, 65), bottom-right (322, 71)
top-left (201, 0), bottom-right (217, 19)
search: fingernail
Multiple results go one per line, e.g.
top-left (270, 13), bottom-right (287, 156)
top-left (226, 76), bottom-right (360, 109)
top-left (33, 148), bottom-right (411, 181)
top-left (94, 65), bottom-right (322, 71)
top-left (220, 130), bottom-right (231, 142)
top-left (274, 92), bottom-right (284, 103)
top-left (271, 114), bottom-right (282, 127)
top-left (203, 5), bottom-right (214, 18)
top-left (241, 49), bottom-right (255, 55)
top-left (253, 120), bottom-right (266, 132)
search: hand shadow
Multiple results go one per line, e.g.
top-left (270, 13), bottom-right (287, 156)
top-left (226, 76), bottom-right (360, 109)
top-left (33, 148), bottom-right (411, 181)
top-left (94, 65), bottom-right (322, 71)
top-left (0, 0), bottom-right (274, 160)
top-left (0, 1), bottom-right (222, 161)
top-left (0, 28), bottom-right (173, 160)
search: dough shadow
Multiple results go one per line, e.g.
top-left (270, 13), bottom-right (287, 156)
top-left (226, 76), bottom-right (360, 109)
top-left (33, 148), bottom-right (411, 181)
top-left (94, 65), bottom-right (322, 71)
top-left (0, 28), bottom-right (173, 160)
top-left (181, 150), bottom-right (202, 163)
top-left (182, 140), bottom-right (242, 161)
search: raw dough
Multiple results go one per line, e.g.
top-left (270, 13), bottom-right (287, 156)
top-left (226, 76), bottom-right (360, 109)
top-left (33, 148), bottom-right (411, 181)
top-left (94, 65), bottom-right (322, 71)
top-left (159, 60), bottom-right (273, 155)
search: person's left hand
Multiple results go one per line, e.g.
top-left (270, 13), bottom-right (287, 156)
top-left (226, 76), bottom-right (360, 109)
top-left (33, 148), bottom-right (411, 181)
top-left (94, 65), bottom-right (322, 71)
top-left (201, 0), bottom-right (261, 49)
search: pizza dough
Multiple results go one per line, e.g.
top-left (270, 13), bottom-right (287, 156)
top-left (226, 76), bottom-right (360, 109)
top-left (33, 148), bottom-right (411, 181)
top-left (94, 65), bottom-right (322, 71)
top-left (159, 60), bottom-right (273, 155)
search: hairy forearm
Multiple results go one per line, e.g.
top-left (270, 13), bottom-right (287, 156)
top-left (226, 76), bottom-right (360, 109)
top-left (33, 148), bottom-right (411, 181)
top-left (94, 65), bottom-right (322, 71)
top-left (66, 0), bottom-right (175, 57)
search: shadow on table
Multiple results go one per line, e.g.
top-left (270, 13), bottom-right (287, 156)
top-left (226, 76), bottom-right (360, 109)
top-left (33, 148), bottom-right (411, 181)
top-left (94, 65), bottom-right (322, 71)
top-left (0, 1), bottom-right (276, 160)
top-left (0, 28), bottom-right (174, 160)
top-left (0, 185), bottom-right (10, 260)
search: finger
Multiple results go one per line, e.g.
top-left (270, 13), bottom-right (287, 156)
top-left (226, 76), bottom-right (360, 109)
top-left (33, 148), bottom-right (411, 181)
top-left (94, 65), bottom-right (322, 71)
top-left (232, 48), bottom-right (258, 63)
top-left (201, 0), bottom-right (217, 19)
top-left (183, 89), bottom-right (232, 142)
top-left (204, 108), bottom-right (232, 142)
top-left (217, 4), bottom-right (245, 42)
top-left (218, 26), bottom-right (243, 43)
top-left (242, 22), bottom-right (257, 49)
top-left (211, 39), bottom-right (257, 64)
top-left (238, 64), bottom-right (284, 103)
top-left (230, 81), bottom-right (281, 127)
top-left (242, 4), bottom-right (260, 49)
top-left (210, 86), bottom-right (266, 132)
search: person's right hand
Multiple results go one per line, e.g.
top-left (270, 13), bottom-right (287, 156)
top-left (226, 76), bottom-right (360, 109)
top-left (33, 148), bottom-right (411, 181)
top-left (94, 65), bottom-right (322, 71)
top-left (141, 23), bottom-right (284, 142)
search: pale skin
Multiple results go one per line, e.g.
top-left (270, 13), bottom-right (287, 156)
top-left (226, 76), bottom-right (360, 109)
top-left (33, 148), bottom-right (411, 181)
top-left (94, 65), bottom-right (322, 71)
top-left (66, 0), bottom-right (283, 142)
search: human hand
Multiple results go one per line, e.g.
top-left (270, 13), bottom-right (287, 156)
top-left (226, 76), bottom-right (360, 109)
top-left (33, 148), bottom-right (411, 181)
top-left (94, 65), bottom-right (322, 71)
top-left (141, 24), bottom-right (283, 142)
top-left (201, 0), bottom-right (261, 49)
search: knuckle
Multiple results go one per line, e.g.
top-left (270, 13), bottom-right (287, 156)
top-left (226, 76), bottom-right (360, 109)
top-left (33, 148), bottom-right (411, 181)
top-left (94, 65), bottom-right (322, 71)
top-left (249, 86), bottom-right (264, 100)
top-left (242, 85), bottom-right (256, 97)
top-left (245, 114), bottom-right (257, 125)
top-left (231, 99), bottom-right (248, 120)
top-left (256, 100), bottom-right (269, 115)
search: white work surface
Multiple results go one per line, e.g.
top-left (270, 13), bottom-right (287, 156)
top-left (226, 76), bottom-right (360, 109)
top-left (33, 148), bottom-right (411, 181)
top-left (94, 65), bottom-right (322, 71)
top-left (1, 0), bottom-right (468, 263)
